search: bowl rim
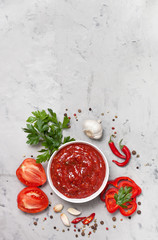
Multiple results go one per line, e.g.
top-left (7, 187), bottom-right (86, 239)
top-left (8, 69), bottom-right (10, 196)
top-left (47, 140), bottom-right (109, 203)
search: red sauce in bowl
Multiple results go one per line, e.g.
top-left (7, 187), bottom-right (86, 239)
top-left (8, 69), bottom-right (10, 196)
top-left (50, 143), bottom-right (106, 198)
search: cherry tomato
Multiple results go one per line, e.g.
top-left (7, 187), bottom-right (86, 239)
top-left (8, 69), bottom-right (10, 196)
top-left (16, 158), bottom-right (47, 187)
top-left (17, 187), bottom-right (49, 213)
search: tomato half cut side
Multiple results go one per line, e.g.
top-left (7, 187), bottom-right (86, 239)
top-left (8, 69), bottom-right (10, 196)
top-left (105, 188), bottom-right (119, 213)
top-left (17, 187), bottom-right (49, 213)
top-left (16, 158), bottom-right (47, 187)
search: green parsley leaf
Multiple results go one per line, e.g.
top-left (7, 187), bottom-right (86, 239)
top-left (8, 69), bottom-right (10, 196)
top-left (63, 136), bottom-right (75, 144)
top-left (26, 116), bottom-right (36, 123)
top-left (36, 150), bottom-right (50, 163)
top-left (23, 109), bottom-right (75, 163)
top-left (62, 116), bottom-right (70, 129)
top-left (114, 187), bottom-right (132, 208)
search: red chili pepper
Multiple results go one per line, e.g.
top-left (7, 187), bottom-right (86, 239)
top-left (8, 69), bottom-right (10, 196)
top-left (112, 139), bottom-right (131, 167)
top-left (109, 136), bottom-right (126, 159)
top-left (82, 213), bottom-right (95, 225)
top-left (71, 217), bottom-right (86, 224)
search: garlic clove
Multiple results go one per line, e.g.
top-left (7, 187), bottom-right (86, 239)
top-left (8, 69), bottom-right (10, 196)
top-left (53, 204), bottom-right (64, 213)
top-left (83, 119), bottom-right (103, 139)
top-left (67, 208), bottom-right (81, 216)
top-left (60, 213), bottom-right (70, 227)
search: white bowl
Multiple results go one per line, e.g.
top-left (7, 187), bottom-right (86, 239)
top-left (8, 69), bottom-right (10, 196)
top-left (47, 140), bottom-right (109, 203)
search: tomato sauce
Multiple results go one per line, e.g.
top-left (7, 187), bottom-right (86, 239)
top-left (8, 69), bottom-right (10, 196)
top-left (50, 143), bottom-right (106, 198)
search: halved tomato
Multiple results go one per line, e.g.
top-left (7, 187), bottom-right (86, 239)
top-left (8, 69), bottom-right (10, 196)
top-left (17, 187), bottom-right (49, 213)
top-left (16, 158), bottom-right (47, 187)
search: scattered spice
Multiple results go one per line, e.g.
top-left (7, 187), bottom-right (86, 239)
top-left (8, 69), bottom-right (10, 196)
top-left (74, 229), bottom-right (76, 232)
top-left (50, 192), bottom-right (53, 195)
top-left (91, 226), bottom-right (94, 229)
top-left (68, 125), bottom-right (71, 128)
top-left (137, 210), bottom-right (141, 215)
top-left (78, 229), bottom-right (80, 232)
top-left (54, 226), bottom-right (56, 229)
top-left (49, 204), bottom-right (51, 207)
top-left (65, 109), bottom-right (68, 111)
top-left (112, 217), bottom-right (116, 222)
top-left (114, 131), bottom-right (117, 134)
top-left (100, 221), bottom-right (104, 225)
top-left (62, 229), bottom-right (65, 232)
top-left (76, 119), bottom-right (78, 121)
top-left (101, 113), bottom-right (104, 116)
top-left (113, 225), bottom-right (116, 228)
top-left (43, 217), bottom-right (47, 221)
top-left (112, 127), bottom-right (115, 130)
top-left (50, 215), bottom-right (53, 219)
top-left (78, 109), bottom-right (81, 113)
top-left (81, 231), bottom-right (85, 236)
top-left (132, 150), bottom-right (136, 155)
top-left (112, 134), bottom-right (116, 138)
top-left (128, 216), bottom-right (131, 219)
top-left (74, 113), bottom-right (76, 116)
top-left (34, 222), bottom-right (37, 226)
top-left (31, 155), bottom-right (33, 157)
top-left (64, 113), bottom-right (67, 116)
top-left (136, 154), bottom-right (140, 158)
top-left (94, 223), bottom-right (98, 227)
top-left (120, 219), bottom-right (123, 221)
top-left (106, 227), bottom-right (109, 230)
top-left (67, 228), bottom-right (70, 231)
top-left (75, 234), bottom-right (78, 238)
top-left (89, 108), bottom-right (92, 111)
top-left (138, 202), bottom-right (141, 205)
top-left (136, 166), bottom-right (139, 169)
top-left (68, 117), bottom-right (71, 119)
top-left (112, 119), bottom-right (115, 121)
top-left (115, 116), bottom-right (118, 118)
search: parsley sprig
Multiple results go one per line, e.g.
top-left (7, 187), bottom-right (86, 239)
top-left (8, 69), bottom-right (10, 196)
top-left (23, 109), bottom-right (75, 163)
top-left (114, 186), bottom-right (132, 208)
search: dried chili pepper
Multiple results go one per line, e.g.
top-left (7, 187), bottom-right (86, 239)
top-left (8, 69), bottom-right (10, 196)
top-left (109, 136), bottom-right (125, 159)
top-left (82, 213), bottom-right (95, 225)
top-left (71, 217), bottom-right (86, 224)
top-left (112, 139), bottom-right (131, 167)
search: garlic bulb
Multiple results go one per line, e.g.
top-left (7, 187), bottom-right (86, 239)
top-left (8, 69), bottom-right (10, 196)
top-left (83, 119), bottom-right (103, 139)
